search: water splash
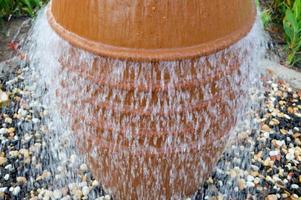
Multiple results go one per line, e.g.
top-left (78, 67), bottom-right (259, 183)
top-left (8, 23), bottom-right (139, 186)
top-left (22, 6), bottom-right (268, 200)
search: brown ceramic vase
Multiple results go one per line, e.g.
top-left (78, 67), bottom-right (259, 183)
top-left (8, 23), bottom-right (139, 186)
top-left (47, 0), bottom-right (256, 199)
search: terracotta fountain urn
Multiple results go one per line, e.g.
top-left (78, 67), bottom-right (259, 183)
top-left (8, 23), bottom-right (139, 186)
top-left (47, 0), bottom-right (256, 199)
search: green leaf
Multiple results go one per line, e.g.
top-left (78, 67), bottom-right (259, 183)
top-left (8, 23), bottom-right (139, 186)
top-left (293, 0), bottom-right (301, 21)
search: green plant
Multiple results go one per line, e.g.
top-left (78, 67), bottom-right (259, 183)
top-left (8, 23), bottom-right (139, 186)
top-left (261, 9), bottom-right (272, 28)
top-left (283, 0), bottom-right (301, 65)
top-left (260, 0), bottom-right (289, 26)
top-left (0, 0), bottom-right (14, 19)
top-left (0, 0), bottom-right (47, 20)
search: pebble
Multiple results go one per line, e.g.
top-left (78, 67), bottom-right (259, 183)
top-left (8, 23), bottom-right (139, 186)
top-left (12, 186), bottom-right (21, 196)
top-left (80, 163), bottom-right (88, 172)
top-left (0, 156), bottom-right (7, 165)
top-left (32, 118), bottom-right (40, 124)
top-left (0, 187), bottom-right (7, 193)
top-left (291, 184), bottom-right (299, 189)
top-left (246, 181), bottom-right (255, 188)
top-left (275, 140), bottom-right (285, 147)
top-left (4, 117), bottom-right (12, 124)
top-left (286, 151), bottom-right (295, 161)
top-left (53, 189), bottom-right (62, 199)
top-left (238, 179), bottom-right (246, 190)
top-left (92, 180), bottom-right (99, 187)
top-left (7, 127), bottom-right (15, 134)
top-left (247, 175), bottom-right (255, 182)
top-left (269, 150), bottom-right (280, 157)
top-left (4, 174), bottom-right (10, 181)
top-left (0, 91), bottom-right (9, 105)
top-left (291, 194), bottom-right (300, 199)
top-left (5, 164), bottom-right (13, 171)
top-left (17, 176), bottom-right (27, 185)
top-left (18, 108), bottom-right (28, 117)
top-left (19, 148), bottom-right (30, 159)
top-left (9, 150), bottom-right (19, 158)
top-left (262, 124), bottom-right (272, 132)
top-left (36, 170), bottom-right (51, 181)
top-left (73, 189), bottom-right (83, 199)
top-left (265, 194), bottom-right (278, 200)
top-left (0, 128), bottom-right (7, 134)
top-left (82, 186), bottom-right (89, 196)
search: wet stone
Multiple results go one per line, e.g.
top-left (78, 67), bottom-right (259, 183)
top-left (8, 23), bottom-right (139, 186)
top-left (202, 81), bottom-right (301, 199)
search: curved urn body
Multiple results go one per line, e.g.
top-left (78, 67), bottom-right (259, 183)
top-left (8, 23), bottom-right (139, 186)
top-left (47, 0), bottom-right (256, 199)
top-left (48, 0), bottom-right (255, 61)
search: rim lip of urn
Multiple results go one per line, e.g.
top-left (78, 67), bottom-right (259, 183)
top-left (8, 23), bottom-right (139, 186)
top-left (47, 2), bottom-right (256, 62)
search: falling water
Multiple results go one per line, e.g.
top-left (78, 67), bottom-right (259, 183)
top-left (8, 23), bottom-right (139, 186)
top-left (22, 6), bottom-right (268, 200)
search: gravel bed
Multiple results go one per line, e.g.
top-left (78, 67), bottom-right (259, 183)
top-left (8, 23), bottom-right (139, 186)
top-left (0, 57), bottom-right (109, 200)
top-left (201, 80), bottom-right (301, 200)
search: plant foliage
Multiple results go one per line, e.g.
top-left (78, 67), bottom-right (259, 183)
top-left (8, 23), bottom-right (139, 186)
top-left (0, 0), bottom-right (47, 20)
top-left (260, 0), bottom-right (301, 67)
top-left (283, 0), bottom-right (301, 65)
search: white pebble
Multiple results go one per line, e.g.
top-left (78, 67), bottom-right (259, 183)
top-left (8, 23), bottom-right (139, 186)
top-left (247, 175), bottom-right (254, 182)
top-left (269, 150), bottom-right (280, 157)
top-left (0, 91), bottom-right (9, 104)
top-left (32, 118), bottom-right (40, 124)
top-left (263, 132), bottom-right (270, 138)
top-left (286, 152), bottom-right (295, 161)
top-left (291, 184), bottom-right (299, 189)
top-left (53, 189), bottom-right (62, 199)
top-left (92, 180), bottom-right (99, 187)
top-left (12, 186), bottom-right (21, 196)
top-left (68, 183), bottom-right (76, 191)
top-left (0, 187), bottom-right (7, 192)
top-left (4, 174), bottom-right (9, 181)
top-left (251, 165), bottom-right (259, 171)
top-left (82, 186), bottom-right (89, 196)
top-left (246, 181), bottom-right (255, 187)
top-left (276, 140), bottom-right (285, 147)
top-left (104, 195), bottom-right (111, 200)
top-left (80, 164), bottom-right (88, 172)
top-left (0, 128), bottom-right (7, 134)
top-left (5, 164), bottom-right (13, 171)
top-left (18, 109), bottom-right (28, 117)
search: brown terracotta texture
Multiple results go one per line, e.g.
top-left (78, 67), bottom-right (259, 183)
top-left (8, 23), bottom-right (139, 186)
top-left (56, 47), bottom-right (248, 199)
top-left (47, 0), bottom-right (256, 199)
top-left (48, 0), bottom-right (256, 61)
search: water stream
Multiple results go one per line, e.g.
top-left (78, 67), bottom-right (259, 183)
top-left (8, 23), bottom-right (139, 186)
top-left (21, 6), bottom-right (269, 200)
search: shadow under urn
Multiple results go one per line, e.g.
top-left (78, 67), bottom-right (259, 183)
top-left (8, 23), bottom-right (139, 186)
top-left (47, 0), bottom-right (257, 199)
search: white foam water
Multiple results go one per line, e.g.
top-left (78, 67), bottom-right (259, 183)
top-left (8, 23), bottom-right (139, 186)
top-left (22, 5), bottom-right (269, 200)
